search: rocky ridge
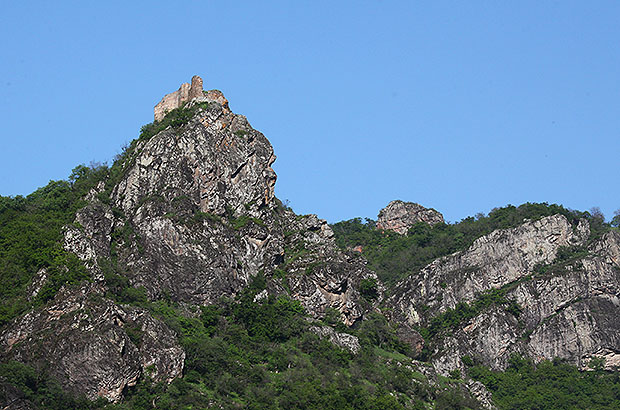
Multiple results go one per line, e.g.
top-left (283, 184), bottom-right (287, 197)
top-left (387, 214), bottom-right (620, 375)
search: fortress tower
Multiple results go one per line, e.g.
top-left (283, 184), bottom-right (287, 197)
top-left (154, 75), bottom-right (204, 121)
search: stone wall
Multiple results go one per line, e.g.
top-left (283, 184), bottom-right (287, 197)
top-left (154, 75), bottom-right (204, 121)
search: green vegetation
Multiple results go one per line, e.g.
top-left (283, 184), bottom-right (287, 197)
top-left (0, 165), bottom-right (106, 326)
top-left (1, 274), bottom-right (479, 409)
top-left (0, 361), bottom-right (97, 410)
top-left (139, 102), bottom-right (210, 142)
top-left (534, 244), bottom-right (590, 275)
top-left (419, 288), bottom-right (521, 343)
top-left (332, 202), bottom-right (607, 288)
top-left (125, 285), bottom-right (476, 410)
top-left (359, 278), bottom-right (379, 301)
top-left (2, 98), bottom-right (618, 409)
top-left (467, 355), bottom-right (620, 410)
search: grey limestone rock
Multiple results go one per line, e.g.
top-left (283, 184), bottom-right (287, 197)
top-left (389, 214), bottom-right (590, 325)
top-left (63, 92), bottom-right (375, 327)
top-left (388, 215), bottom-right (620, 374)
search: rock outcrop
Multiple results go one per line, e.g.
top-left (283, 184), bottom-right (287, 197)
top-left (64, 84), bottom-right (375, 324)
top-left (376, 200), bottom-right (444, 234)
top-left (1, 77), bottom-right (378, 402)
top-left (3, 76), bottom-right (619, 407)
top-left (388, 215), bottom-right (620, 374)
top-left (1, 284), bottom-right (184, 402)
top-left (308, 324), bottom-right (361, 354)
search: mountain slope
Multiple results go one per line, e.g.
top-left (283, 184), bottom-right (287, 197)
top-left (1, 77), bottom-right (619, 409)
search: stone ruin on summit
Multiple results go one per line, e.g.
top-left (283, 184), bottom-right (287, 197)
top-left (154, 75), bottom-right (229, 121)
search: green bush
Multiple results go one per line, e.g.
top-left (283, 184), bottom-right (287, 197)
top-left (359, 278), bottom-right (379, 300)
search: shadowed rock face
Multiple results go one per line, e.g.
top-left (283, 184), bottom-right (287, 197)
top-left (1, 284), bottom-right (184, 402)
top-left (376, 200), bottom-right (444, 234)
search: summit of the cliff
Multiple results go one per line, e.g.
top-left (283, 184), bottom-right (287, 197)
top-left (376, 200), bottom-right (444, 234)
top-left (154, 75), bottom-right (229, 121)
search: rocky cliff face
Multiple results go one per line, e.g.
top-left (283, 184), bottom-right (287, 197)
top-left (1, 283), bottom-right (184, 402)
top-left (376, 200), bottom-right (444, 234)
top-left (387, 214), bottom-right (620, 375)
top-left (63, 91), bottom-right (375, 322)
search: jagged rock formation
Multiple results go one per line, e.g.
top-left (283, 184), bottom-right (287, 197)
top-left (376, 200), bottom-right (444, 234)
top-left (387, 214), bottom-right (620, 375)
top-left (64, 84), bottom-right (375, 323)
top-left (3, 76), bottom-right (620, 408)
top-left (1, 283), bottom-right (184, 402)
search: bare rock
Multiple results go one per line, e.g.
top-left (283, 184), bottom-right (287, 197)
top-left (308, 325), bottom-right (361, 354)
top-left (64, 87), bottom-right (373, 326)
top-left (389, 214), bottom-right (589, 325)
top-left (376, 200), bottom-right (444, 234)
top-left (0, 284), bottom-right (184, 402)
top-left (387, 216), bottom-right (620, 374)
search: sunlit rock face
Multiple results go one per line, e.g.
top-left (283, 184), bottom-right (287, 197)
top-left (387, 215), bottom-right (620, 374)
top-left (376, 200), bottom-right (444, 234)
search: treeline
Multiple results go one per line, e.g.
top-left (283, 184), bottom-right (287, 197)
top-left (331, 202), bottom-right (609, 287)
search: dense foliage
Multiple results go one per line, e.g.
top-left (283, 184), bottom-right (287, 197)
top-left (332, 202), bottom-right (607, 288)
top-left (468, 355), bottom-right (620, 410)
top-left (2, 274), bottom-right (479, 409)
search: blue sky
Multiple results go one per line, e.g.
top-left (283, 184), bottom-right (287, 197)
top-left (1, 1), bottom-right (619, 223)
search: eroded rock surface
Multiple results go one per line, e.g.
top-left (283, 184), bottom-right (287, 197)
top-left (388, 216), bottom-right (620, 374)
top-left (389, 215), bottom-right (589, 323)
top-left (0, 284), bottom-right (184, 402)
top-left (376, 200), bottom-right (444, 234)
top-left (308, 324), bottom-right (361, 354)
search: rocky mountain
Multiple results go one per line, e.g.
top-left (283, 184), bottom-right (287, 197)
top-left (1, 77), bottom-right (377, 403)
top-left (1, 76), bottom-right (619, 409)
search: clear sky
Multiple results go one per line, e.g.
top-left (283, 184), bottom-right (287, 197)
top-left (1, 1), bottom-right (619, 223)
